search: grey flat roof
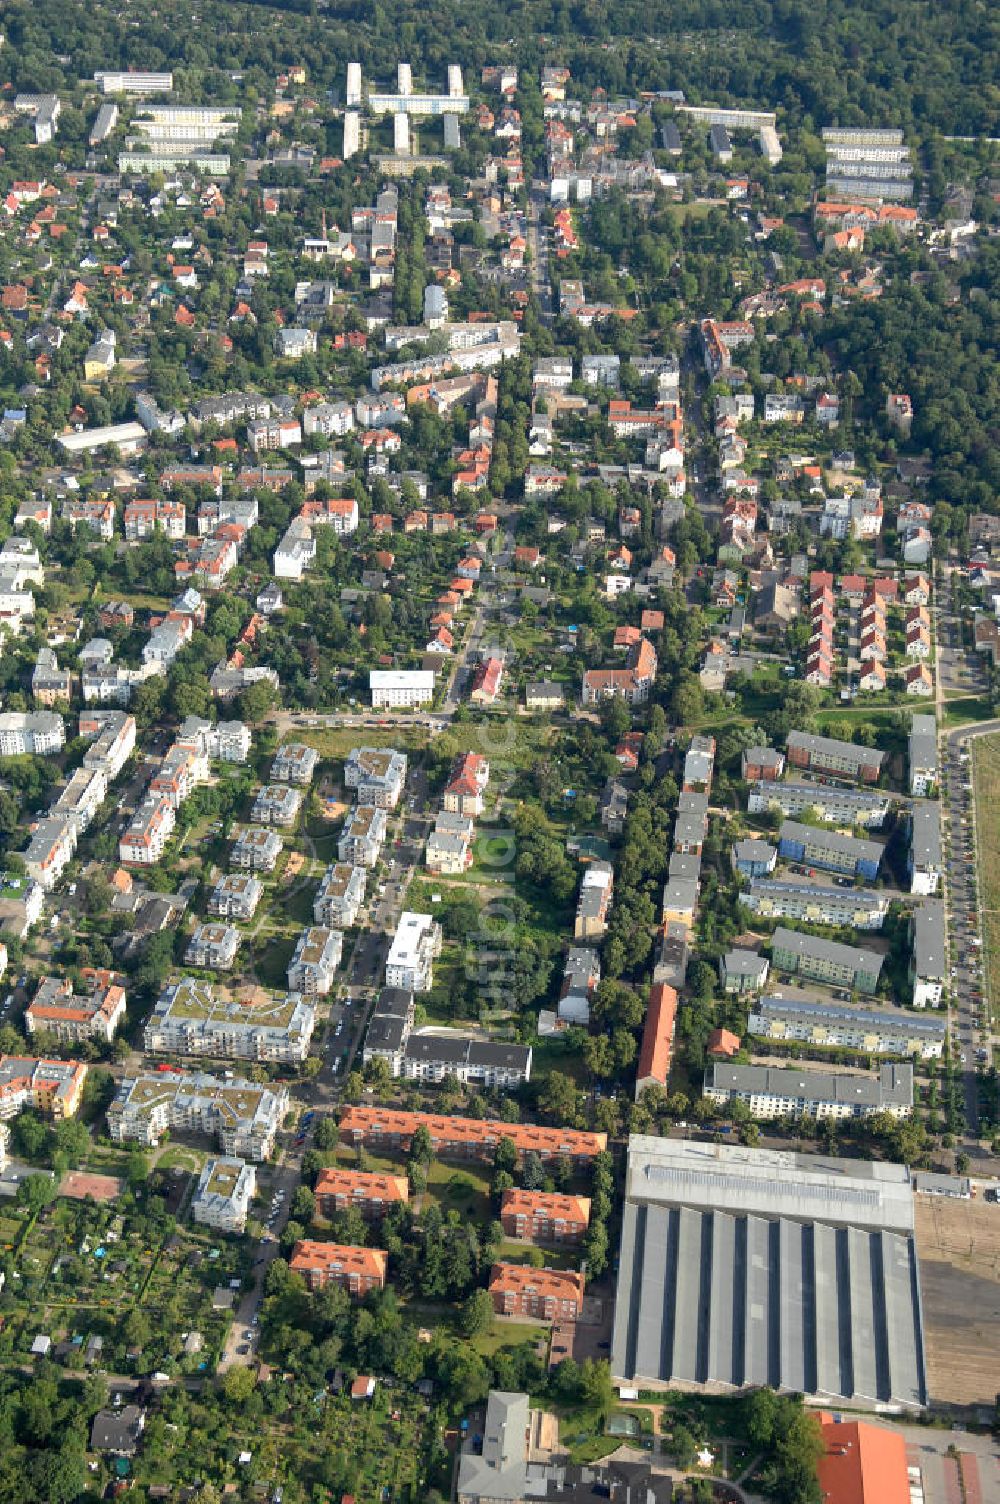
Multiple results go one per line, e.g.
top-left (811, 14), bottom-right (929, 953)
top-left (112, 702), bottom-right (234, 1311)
top-left (677, 791), bottom-right (709, 816)
top-left (404, 1033), bottom-right (531, 1071)
top-left (747, 879), bottom-right (887, 912)
top-left (669, 852), bottom-right (702, 882)
top-left (733, 839), bottom-right (776, 862)
top-left (908, 716), bottom-right (937, 770)
top-left (751, 994), bottom-right (945, 1038)
top-left (707, 1061), bottom-right (913, 1111)
top-left (662, 878), bottom-right (699, 910)
top-left (723, 949), bottom-right (768, 976)
top-left (779, 821), bottom-right (883, 866)
top-left (674, 810), bottom-right (708, 846)
top-left (912, 900), bottom-right (945, 978)
top-left (909, 802), bottom-right (942, 867)
top-left (373, 986), bottom-right (414, 1018)
top-left (754, 780), bottom-right (890, 812)
top-left (772, 926), bottom-right (883, 976)
top-left (611, 1137), bottom-right (925, 1408)
top-left (624, 1137), bottom-right (915, 1230)
top-left (787, 731), bottom-right (886, 770)
top-left (745, 745), bottom-right (784, 766)
top-left (364, 1015), bottom-right (407, 1052)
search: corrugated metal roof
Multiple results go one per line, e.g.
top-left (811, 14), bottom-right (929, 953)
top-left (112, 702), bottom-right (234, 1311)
top-left (611, 1138), bottom-right (926, 1408)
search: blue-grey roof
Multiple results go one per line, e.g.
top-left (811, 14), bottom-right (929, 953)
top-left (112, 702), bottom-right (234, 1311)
top-left (611, 1138), bottom-right (926, 1408)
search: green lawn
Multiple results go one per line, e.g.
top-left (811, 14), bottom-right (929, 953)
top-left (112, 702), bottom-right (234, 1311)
top-left (469, 1315), bottom-right (549, 1358)
top-left (425, 1162), bottom-right (493, 1222)
top-left (281, 724), bottom-right (429, 763)
top-left (155, 1146), bottom-right (202, 1172)
top-left (944, 696), bottom-right (996, 727)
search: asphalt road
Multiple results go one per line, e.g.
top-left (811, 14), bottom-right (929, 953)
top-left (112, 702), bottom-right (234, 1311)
top-left (527, 183), bottom-right (554, 322)
top-left (936, 566), bottom-right (989, 700)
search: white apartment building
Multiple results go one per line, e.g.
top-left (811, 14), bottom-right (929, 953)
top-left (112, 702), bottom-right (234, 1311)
top-left (303, 402), bottom-right (355, 438)
top-left (52, 766), bottom-right (108, 835)
top-left (208, 874), bottom-right (264, 921)
top-left (370, 670), bottom-right (435, 708)
top-left (81, 710), bottom-right (137, 780)
top-left (143, 977), bottom-right (315, 1064)
top-left (143, 614), bottom-right (193, 666)
top-left (119, 796), bottom-right (176, 866)
top-left (274, 518), bottom-right (317, 580)
top-left (908, 715), bottom-right (937, 796)
top-left (0, 712), bottom-right (65, 756)
top-left (385, 911), bottom-right (442, 993)
top-left (108, 1072), bottom-right (288, 1160)
top-left (287, 927), bottom-right (343, 995)
top-left (343, 746), bottom-right (407, 808)
top-left (704, 1062), bottom-right (913, 1121)
top-left (337, 804), bottom-right (388, 867)
top-left (23, 816), bottom-right (77, 890)
top-left (94, 71), bottom-right (174, 94)
top-left (185, 923), bottom-right (241, 971)
top-left (178, 716), bottom-right (251, 764)
top-left (911, 901), bottom-right (946, 1008)
top-left (191, 1157), bottom-right (256, 1233)
top-left (230, 826), bottom-right (283, 872)
top-left (270, 742), bottom-right (319, 786)
top-left (908, 802), bottom-right (942, 896)
top-left (314, 863), bottom-right (367, 928)
top-left (251, 784), bottom-right (302, 827)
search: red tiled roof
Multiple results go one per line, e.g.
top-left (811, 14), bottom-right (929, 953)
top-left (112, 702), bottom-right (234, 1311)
top-left (816, 1415), bottom-right (909, 1504)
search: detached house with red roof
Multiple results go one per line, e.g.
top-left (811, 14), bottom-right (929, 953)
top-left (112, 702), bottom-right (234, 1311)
top-left (582, 636), bottom-right (658, 707)
top-left (444, 753), bottom-right (490, 817)
top-left (470, 656), bottom-right (503, 705)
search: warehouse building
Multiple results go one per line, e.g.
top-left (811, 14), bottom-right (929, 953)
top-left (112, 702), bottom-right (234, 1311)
top-left (611, 1136), bottom-right (927, 1408)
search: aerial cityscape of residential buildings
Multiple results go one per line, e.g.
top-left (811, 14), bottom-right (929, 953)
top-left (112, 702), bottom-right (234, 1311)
top-left (0, 11), bottom-right (993, 1501)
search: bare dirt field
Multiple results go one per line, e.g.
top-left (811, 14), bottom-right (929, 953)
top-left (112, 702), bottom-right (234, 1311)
top-left (915, 1194), bottom-right (1000, 1405)
top-left (59, 1171), bottom-right (121, 1202)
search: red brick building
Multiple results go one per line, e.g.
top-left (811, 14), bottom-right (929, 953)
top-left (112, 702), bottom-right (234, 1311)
top-left (500, 1189), bottom-right (591, 1246)
top-left (634, 983), bottom-right (678, 1099)
top-left (289, 1240), bottom-right (387, 1296)
top-left (314, 1168), bottom-right (409, 1221)
top-left (488, 1263), bottom-right (585, 1322)
top-left (338, 1107), bottom-right (606, 1167)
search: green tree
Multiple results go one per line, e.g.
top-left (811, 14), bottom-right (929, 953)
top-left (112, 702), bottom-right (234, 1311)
top-left (222, 1366), bottom-right (257, 1404)
top-left (459, 1288), bottom-right (494, 1337)
top-left (580, 1359), bottom-right (614, 1422)
top-left (16, 1174), bottom-right (56, 1214)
